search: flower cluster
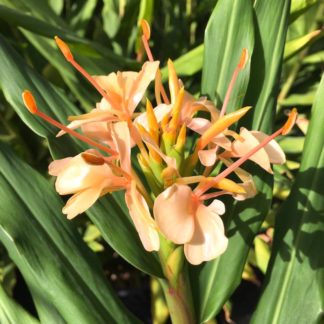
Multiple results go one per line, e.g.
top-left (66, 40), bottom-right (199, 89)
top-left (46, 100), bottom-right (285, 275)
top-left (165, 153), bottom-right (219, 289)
top-left (22, 24), bottom-right (296, 265)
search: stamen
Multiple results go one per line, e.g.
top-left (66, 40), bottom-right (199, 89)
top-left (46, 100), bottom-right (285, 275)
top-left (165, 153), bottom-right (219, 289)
top-left (22, 90), bottom-right (38, 114)
top-left (54, 36), bottom-right (73, 62)
top-left (199, 191), bottom-right (231, 201)
top-left (22, 91), bottom-right (117, 156)
top-left (282, 108), bottom-right (297, 135)
top-left (55, 36), bottom-right (120, 114)
top-left (219, 48), bottom-right (248, 119)
top-left (140, 20), bottom-right (170, 105)
top-left (196, 109), bottom-right (297, 196)
top-left (176, 176), bottom-right (206, 185)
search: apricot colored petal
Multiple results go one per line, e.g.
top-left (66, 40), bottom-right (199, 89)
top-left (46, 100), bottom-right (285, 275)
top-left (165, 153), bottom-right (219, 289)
top-left (56, 109), bottom-right (115, 137)
top-left (154, 184), bottom-right (195, 244)
top-left (198, 146), bottom-right (217, 167)
top-left (187, 117), bottom-right (211, 134)
top-left (251, 131), bottom-right (286, 164)
top-left (184, 202), bottom-right (228, 265)
top-left (232, 128), bottom-right (272, 173)
top-left (55, 154), bottom-right (113, 195)
top-left (109, 121), bottom-right (131, 173)
top-left (93, 73), bottom-right (121, 97)
top-left (81, 121), bottom-right (113, 145)
top-left (128, 61), bottom-right (160, 114)
top-left (125, 185), bottom-right (160, 252)
top-left (48, 157), bottom-right (72, 176)
top-left (63, 185), bottom-right (103, 219)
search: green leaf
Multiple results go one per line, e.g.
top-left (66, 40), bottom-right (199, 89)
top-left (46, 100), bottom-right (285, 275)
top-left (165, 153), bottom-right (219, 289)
top-left (190, 1), bottom-right (291, 322)
top-left (0, 284), bottom-right (39, 324)
top-left (201, 0), bottom-right (254, 113)
top-left (161, 45), bottom-right (203, 80)
top-left (251, 74), bottom-right (324, 324)
top-left (102, 0), bottom-right (123, 38)
top-left (290, 0), bottom-right (319, 23)
top-left (254, 237), bottom-right (271, 274)
top-left (284, 30), bottom-right (321, 60)
top-left (47, 0), bottom-right (63, 15)
top-left (69, 0), bottom-right (98, 36)
top-left (278, 136), bottom-right (305, 154)
top-left (0, 35), bottom-right (162, 277)
top-left (303, 50), bottom-right (324, 64)
top-left (0, 143), bottom-right (139, 324)
top-left (0, 4), bottom-right (133, 65)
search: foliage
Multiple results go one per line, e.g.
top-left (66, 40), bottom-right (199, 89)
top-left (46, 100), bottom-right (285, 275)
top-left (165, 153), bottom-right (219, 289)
top-left (0, 0), bottom-right (322, 323)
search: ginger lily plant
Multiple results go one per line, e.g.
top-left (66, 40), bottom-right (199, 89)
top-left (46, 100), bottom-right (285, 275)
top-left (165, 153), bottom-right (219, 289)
top-left (21, 19), bottom-right (297, 323)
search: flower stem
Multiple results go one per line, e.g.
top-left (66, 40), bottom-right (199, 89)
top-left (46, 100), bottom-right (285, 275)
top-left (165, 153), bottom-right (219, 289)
top-left (158, 272), bottom-right (195, 324)
top-left (158, 238), bottom-right (195, 324)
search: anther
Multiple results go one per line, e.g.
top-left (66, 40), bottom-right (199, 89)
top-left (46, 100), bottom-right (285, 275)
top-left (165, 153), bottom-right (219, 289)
top-left (22, 90), bottom-right (38, 114)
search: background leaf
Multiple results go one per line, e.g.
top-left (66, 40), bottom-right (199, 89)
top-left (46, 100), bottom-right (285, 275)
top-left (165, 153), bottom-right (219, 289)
top-left (190, 0), bottom-right (291, 322)
top-left (251, 73), bottom-right (324, 324)
top-left (0, 143), bottom-right (139, 324)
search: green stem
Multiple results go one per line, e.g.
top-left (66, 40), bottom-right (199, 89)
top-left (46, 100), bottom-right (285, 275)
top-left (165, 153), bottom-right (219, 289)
top-left (159, 273), bottom-right (195, 324)
top-left (158, 238), bottom-right (195, 324)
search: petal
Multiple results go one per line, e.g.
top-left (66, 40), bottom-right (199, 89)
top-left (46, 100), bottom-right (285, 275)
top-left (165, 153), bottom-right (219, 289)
top-left (48, 157), bottom-right (72, 176)
top-left (251, 131), bottom-right (286, 164)
top-left (127, 61), bottom-right (160, 114)
top-left (55, 154), bottom-right (113, 195)
top-left (187, 117), bottom-right (211, 134)
top-left (62, 186), bottom-right (103, 219)
top-left (81, 121), bottom-right (113, 145)
top-left (154, 184), bottom-right (195, 244)
top-left (198, 146), bottom-right (217, 167)
top-left (109, 121), bottom-right (131, 173)
top-left (125, 184), bottom-right (160, 252)
top-left (184, 202), bottom-right (228, 265)
top-left (232, 128), bottom-right (272, 173)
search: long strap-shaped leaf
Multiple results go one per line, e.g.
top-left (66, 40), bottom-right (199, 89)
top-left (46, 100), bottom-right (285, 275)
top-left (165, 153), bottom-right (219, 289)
top-left (0, 284), bottom-right (40, 324)
top-left (0, 143), bottom-right (140, 324)
top-left (190, 0), bottom-right (291, 322)
top-left (251, 74), bottom-right (324, 324)
top-left (0, 35), bottom-right (162, 277)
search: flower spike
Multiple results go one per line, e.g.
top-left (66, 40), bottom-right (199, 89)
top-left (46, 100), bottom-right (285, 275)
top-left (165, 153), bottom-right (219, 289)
top-left (22, 90), bottom-right (117, 156)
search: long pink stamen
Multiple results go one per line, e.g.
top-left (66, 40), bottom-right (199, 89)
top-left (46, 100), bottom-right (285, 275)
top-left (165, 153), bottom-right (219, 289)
top-left (219, 49), bottom-right (248, 119)
top-left (22, 91), bottom-right (117, 156)
top-left (55, 37), bottom-right (122, 117)
top-left (140, 23), bottom-right (170, 105)
top-left (199, 191), bottom-right (231, 201)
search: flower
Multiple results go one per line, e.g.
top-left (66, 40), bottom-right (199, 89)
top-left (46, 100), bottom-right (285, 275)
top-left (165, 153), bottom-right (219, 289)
top-left (57, 60), bottom-right (159, 143)
top-left (221, 127), bottom-right (286, 173)
top-left (49, 150), bottom-right (128, 219)
top-left (154, 184), bottom-right (228, 265)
